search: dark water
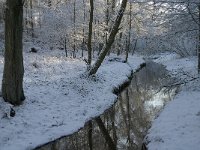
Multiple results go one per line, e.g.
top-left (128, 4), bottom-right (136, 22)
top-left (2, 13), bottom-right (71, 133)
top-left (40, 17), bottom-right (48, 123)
top-left (36, 62), bottom-right (177, 150)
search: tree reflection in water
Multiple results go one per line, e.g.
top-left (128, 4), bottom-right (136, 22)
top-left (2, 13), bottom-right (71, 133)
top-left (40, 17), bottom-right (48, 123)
top-left (35, 62), bottom-right (177, 150)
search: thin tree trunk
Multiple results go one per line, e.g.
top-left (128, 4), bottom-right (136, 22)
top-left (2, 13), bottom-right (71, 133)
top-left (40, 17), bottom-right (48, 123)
top-left (2, 0), bottom-right (25, 105)
top-left (132, 39), bottom-right (137, 55)
top-left (73, 0), bottom-right (76, 58)
top-left (117, 32), bottom-right (122, 56)
top-left (97, 20), bottom-right (102, 55)
top-left (25, 1), bottom-right (29, 36)
top-left (105, 0), bottom-right (109, 44)
top-left (105, 0), bottom-right (109, 55)
top-left (82, 0), bottom-right (86, 57)
top-left (38, 0), bottom-right (42, 30)
top-left (125, 3), bottom-right (132, 62)
top-left (30, 0), bottom-right (34, 39)
top-left (111, 0), bottom-right (115, 15)
top-left (93, 19), bottom-right (96, 58)
top-left (198, 4), bottom-right (200, 73)
top-left (88, 0), bottom-right (128, 75)
top-left (65, 36), bottom-right (67, 57)
top-left (125, 36), bottom-right (129, 62)
top-left (87, 0), bottom-right (94, 65)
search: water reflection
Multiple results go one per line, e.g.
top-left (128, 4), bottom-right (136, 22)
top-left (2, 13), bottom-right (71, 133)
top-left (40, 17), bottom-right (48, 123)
top-left (115, 62), bottom-right (176, 150)
top-left (35, 62), bottom-right (176, 150)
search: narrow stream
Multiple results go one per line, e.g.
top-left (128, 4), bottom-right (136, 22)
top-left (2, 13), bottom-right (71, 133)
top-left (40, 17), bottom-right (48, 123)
top-left (35, 62), bottom-right (177, 150)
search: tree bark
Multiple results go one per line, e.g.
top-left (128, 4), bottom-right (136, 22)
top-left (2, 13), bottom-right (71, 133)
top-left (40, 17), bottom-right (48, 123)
top-left (117, 32), bottom-right (122, 56)
top-left (125, 3), bottom-right (132, 62)
top-left (2, 0), bottom-right (25, 105)
top-left (198, 4), bottom-right (200, 73)
top-left (64, 36), bottom-right (67, 57)
top-left (87, 0), bottom-right (94, 65)
top-left (73, 0), bottom-right (76, 58)
top-left (132, 39), bottom-right (137, 55)
top-left (105, 0), bottom-right (109, 46)
top-left (82, 0), bottom-right (86, 57)
top-left (30, 0), bottom-right (34, 39)
top-left (88, 0), bottom-right (128, 75)
top-left (125, 36), bottom-right (129, 62)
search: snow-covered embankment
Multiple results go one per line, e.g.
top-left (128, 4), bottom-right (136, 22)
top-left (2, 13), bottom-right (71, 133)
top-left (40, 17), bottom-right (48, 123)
top-left (146, 53), bottom-right (200, 150)
top-left (0, 51), bottom-right (144, 150)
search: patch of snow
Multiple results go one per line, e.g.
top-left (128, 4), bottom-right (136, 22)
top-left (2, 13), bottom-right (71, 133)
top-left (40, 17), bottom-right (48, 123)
top-left (147, 91), bottom-right (200, 150)
top-left (0, 98), bottom-right (14, 119)
top-left (153, 52), bottom-right (181, 64)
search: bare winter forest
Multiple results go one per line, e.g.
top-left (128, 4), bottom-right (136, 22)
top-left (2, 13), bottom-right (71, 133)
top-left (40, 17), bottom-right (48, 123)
top-left (0, 0), bottom-right (199, 150)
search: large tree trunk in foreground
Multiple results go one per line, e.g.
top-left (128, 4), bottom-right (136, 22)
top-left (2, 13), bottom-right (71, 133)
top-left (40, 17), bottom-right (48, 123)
top-left (88, 0), bottom-right (128, 75)
top-left (2, 0), bottom-right (25, 105)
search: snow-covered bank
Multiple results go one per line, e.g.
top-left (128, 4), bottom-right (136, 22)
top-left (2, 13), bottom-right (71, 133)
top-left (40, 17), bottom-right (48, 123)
top-left (146, 53), bottom-right (200, 150)
top-left (0, 51), bottom-right (144, 150)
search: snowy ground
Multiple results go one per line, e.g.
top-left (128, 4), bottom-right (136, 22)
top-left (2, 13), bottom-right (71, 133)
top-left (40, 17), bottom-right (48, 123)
top-left (0, 50), bottom-right (144, 150)
top-left (146, 53), bottom-right (200, 150)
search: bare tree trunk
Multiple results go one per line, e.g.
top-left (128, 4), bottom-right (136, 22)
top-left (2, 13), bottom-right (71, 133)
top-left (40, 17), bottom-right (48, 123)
top-left (125, 3), bottom-right (132, 62)
top-left (198, 4), bottom-right (200, 73)
top-left (65, 36), bottom-right (67, 57)
top-left (125, 36), bottom-right (129, 62)
top-left (105, 0), bottom-right (109, 44)
top-left (30, 0), bottom-right (34, 39)
top-left (87, 0), bottom-right (94, 65)
top-left (2, 0), bottom-right (25, 105)
top-left (93, 19), bottom-right (96, 58)
top-left (24, 1), bottom-right (29, 36)
top-left (111, 0), bottom-right (115, 15)
top-left (132, 39), bottom-right (137, 55)
top-left (73, 0), bottom-right (76, 58)
top-left (82, 0), bottom-right (86, 57)
top-left (38, 0), bottom-right (42, 30)
top-left (88, 0), bottom-right (128, 75)
top-left (117, 32), bottom-right (122, 56)
top-left (105, 0), bottom-right (109, 55)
